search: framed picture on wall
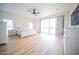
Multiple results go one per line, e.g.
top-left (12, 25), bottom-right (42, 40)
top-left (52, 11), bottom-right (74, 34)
top-left (71, 11), bottom-right (79, 26)
top-left (71, 4), bottom-right (79, 26)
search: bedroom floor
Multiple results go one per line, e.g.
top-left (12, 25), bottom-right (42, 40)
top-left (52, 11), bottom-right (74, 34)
top-left (0, 33), bottom-right (64, 55)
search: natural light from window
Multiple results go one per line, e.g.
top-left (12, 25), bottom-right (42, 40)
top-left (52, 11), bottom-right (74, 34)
top-left (29, 23), bottom-right (33, 30)
top-left (3, 19), bottom-right (13, 30)
top-left (41, 18), bottom-right (57, 35)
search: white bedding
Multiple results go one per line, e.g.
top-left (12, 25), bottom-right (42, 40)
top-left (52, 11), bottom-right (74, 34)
top-left (16, 27), bottom-right (37, 38)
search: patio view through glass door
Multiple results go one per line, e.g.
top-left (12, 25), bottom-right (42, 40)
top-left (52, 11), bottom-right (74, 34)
top-left (41, 18), bottom-right (57, 35)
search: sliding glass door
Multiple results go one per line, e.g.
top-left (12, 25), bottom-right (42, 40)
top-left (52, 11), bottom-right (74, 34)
top-left (49, 18), bottom-right (57, 35)
top-left (41, 19), bottom-right (49, 34)
top-left (41, 18), bottom-right (57, 35)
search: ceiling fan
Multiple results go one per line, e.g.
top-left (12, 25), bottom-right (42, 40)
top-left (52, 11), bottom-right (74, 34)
top-left (27, 8), bottom-right (40, 16)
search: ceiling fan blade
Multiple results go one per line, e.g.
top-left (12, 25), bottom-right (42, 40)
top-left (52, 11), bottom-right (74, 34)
top-left (34, 14), bottom-right (37, 16)
top-left (27, 10), bottom-right (32, 13)
top-left (36, 12), bottom-right (40, 14)
top-left (27, 8), bottom-right (40, 16)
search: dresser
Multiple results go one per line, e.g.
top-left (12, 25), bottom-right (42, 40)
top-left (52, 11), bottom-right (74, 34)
top-left (0, 21), bottom-right (8, 44)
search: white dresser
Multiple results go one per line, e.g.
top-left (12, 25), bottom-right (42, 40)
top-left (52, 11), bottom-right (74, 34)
top-left (0, 21), bottom-right (8, 44)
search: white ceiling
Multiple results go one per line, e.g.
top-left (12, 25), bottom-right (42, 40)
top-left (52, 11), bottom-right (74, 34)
top-left (0, 3), bottom-right (77, 19)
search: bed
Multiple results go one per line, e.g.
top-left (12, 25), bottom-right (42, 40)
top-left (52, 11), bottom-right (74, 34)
top-left (16, 27), bottom-right (37, 38)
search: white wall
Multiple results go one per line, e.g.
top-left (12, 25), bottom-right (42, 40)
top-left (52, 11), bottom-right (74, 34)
top-left (0, 10), bottom-right (39, 35)
top-left (64, 4), bottom-right (79, 55)
top-left (64, 27), bottom-right (79, 55)
top-left (64, 4), bottom-right (78, 28)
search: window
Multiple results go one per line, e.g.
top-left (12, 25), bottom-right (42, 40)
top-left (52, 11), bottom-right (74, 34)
top-left (41, 20), bottom-right (49, 33)
top-left (3, 19), bottom-right (13, 30)
top-left (41, 18), bottom-right (57, 35)
top-left (49, 18), bottom-right (57, 34)
top-left (29, 23), bottom-right (33, 29)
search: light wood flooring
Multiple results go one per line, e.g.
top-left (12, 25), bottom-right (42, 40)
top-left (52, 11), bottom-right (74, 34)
top-left (0, 33), bottom-right (64, 55)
